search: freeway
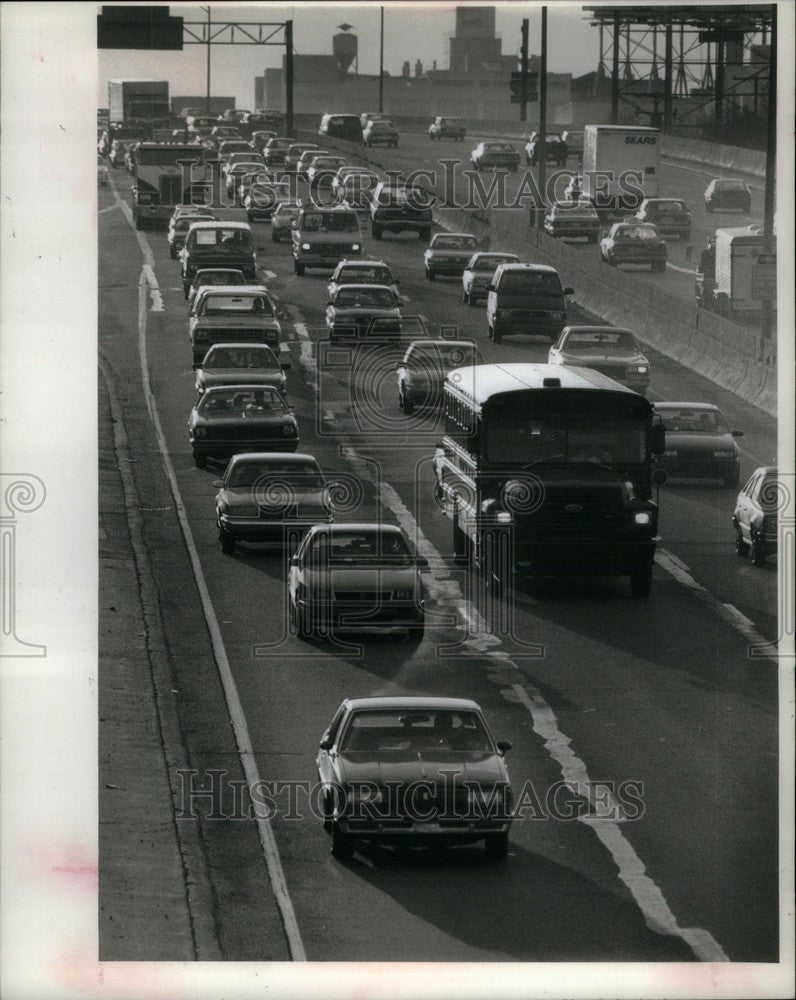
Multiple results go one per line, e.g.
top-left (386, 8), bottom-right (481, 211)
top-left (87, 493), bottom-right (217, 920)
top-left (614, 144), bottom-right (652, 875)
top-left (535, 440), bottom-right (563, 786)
top-left (100, 163), bottom-right (778, 963)
top-left (331, 128), bottom-right (766, 317)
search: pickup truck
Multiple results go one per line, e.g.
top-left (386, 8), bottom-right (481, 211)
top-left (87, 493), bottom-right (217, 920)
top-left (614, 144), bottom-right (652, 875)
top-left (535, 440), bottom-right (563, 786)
top-left (180, 221), bottom-right (257, 297)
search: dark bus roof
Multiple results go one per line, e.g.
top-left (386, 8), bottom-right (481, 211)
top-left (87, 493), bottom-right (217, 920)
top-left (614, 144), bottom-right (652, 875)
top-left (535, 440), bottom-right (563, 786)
top-left (445, 363), bottom-right (643, 408)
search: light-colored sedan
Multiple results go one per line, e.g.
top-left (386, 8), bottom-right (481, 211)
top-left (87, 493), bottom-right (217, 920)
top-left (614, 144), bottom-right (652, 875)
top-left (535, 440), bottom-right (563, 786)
top-left (270, 202), bottom-right (301, 242)
top-left (327, 259), bottom-right (398, 299)
top-left (397, 339), bottom-right (481, 414)
top-left (424, 232), bottom-right (479, 281)
top-left (733, 466), bottom-right (779, 565)
top-left (548, 325), bottom-right (651, 395)
top-left (461, 252), bottom-right (519, 304)
top-left (194, 342), bottom-right (290, 396)
top-left (362, 120), bottom-right (398, 147)
top-left (470, 142), bottom-right (521, 172)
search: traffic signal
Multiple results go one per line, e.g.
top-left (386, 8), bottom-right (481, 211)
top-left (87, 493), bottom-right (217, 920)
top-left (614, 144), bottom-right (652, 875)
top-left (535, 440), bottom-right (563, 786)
top-left (97, 6), bottom-right (183, 50)
top-left (510, 70), bottom-right (538, 104)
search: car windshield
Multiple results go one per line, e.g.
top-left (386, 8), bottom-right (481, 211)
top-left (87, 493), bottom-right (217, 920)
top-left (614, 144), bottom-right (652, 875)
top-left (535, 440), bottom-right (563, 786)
top-left (716, 180), bottom-right (747, 190)
top-left (615, 226), bottom-right (658, 240)
top-left (486, 412), bottom-right (648, 465)
top-left (564, 330), bottom-right (638, 351)
top-left (340, 709), bottom-right (492, 753)
top-left (370, 121), bottom-right (394, 130)
top-left (199, 293), bottom-right (273, 316)
top-left (335, 288), bottom-right (396, 309)
top-left (199, 388), bottom-right (286, 417)
top-left (203, 346), bottom-right (279, 370)
top-left (176, 216), bottom-right (209, 233)
top-left (648, 201), bottom-right (687, 214)
top-left (220, 142), bottom-right (251, 154)
top-left (658, 408), bottom-right (730, 434)
top-left (309, 530), bottom-right (412, 565)
top-left (302, 212), bottom-right (358, 232)
top-left (227, 460), bottom-right (323, 489)
top-left (192, 228), bottom-right (254, 249)
top-left (499, 271), bottom-right (561, 294)
top-left (433, 236), bottom-right (477, 250)
top-left (545, 134), bottom-right (561, 142)
top-left (231, 163), bottom-right (265, 176)
top-left (473, 255), bottom-right (516, 271)
top-left (337, 267), bottom-right (391, 284)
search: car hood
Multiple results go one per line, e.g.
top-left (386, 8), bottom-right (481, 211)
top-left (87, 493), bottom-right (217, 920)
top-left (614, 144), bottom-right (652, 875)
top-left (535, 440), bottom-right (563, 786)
top-left (335, 750), bottom-right (505, 787)
top-left (330, 306), bottom-right (400, 319)
top-left (222, 487), bottom-right (326, 511)
top-left (307, 565), bottom-right (418, 590)
top-left (193, 412), bottom-right (293, 428)
top-left (664, 432), bottom-right (737, 452)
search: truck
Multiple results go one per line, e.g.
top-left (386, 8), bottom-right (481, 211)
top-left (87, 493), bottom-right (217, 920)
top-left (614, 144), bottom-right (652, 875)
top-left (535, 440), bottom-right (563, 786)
top-left (132, 141), bottom-right (207, 230)
top-left (696, 225), bottom-right (777, 316)
top-left (581, 125), bottom-right (661, 219)
top-left (108, 79), bottom-right (170, 127)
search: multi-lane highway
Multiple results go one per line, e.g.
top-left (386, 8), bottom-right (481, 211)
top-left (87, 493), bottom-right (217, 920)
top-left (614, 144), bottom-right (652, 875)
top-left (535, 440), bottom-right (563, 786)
top-left (99, 152), bottom-right (778, 963)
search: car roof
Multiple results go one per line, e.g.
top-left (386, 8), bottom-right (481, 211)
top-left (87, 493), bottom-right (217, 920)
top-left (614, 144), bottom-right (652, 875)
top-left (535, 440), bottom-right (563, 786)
top-left (227, 451), bottom-right (317, 465)
top-left (196, 284), bottom-right (270, 295)
top-left (405, 339), bottom-right (475, 350)
top-left (203, 384), bottom-right (282, 394)
top-left (432, 232), bottom-right (477, 240)
top-left (194, 268), bottom-right (245, 276)
top-left (204, 342), bottom-right (277, 352)
top-left (309, 522), bottom-right (405, 534)
top-left (188, 220), bottom-right (252, 230)
top-left (563, 325), bottom-right (634, 336)
top-left (343, 696), bottom-right (482, 712)
top-left (495, 262), bottom-right (558, 274)
top-left (335, 259), bottom-right (389, 268)
top-left (653, 401), bottom-right (720, 411)
top-left (333, 283), bottom-right (396, 293)
top-left (447, 363), bottom-right (639, 404)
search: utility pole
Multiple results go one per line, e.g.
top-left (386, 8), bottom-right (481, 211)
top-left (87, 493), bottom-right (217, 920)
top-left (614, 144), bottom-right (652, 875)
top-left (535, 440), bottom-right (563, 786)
top-left (536, 6), bottom-right (548, 233)
top-left (663, 17), bottom-right (673, 130)
top-left (519, 18), bottom-right (529, 122)
top-left (379, 7), bottom-right (384, 114)
top-left (611, 11), bottom-right (619, 124)
top-left (285, 19), bottom-right (294, 137)
top-left (205, 6), bottom-right (211, 114)
top-left (760, 11), bottom-right (776, 348)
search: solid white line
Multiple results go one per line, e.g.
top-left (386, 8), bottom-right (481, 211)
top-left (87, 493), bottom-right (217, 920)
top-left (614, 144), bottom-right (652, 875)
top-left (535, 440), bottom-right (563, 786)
top-left (656, 547), bottom-right (776, 663)
top-left (288, 306), bottom-right (727, 960)
top-left (120, 211), bottom-right (307, 957)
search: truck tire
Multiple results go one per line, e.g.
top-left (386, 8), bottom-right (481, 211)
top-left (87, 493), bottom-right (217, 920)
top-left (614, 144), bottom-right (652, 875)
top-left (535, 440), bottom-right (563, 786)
top-left (735, 526), bottom-right (750, 557)
top-left (750, 533), bottom-right (767, 567)
top-left (330, 822), bottom-right (354, 861)
top-left (630, 562), bottom-right (653, 597)
top-left (294, 259), bottom-right (305, 276)
top-left (219, 527), bottom-right (236, 554)
top-left (372, 224), bottom-right (382, 240)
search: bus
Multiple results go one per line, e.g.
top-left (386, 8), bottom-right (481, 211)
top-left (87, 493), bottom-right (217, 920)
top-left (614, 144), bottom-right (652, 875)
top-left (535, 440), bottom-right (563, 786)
top-left (432, 363), bottom-right (666, 596)
top-left (131, 142), bottom-right (208, 230)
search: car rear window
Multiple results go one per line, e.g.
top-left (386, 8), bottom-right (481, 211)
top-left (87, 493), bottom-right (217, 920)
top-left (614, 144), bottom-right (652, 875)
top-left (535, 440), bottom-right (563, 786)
top-left (204, 346), bottom-right (278, 369)
top-left (340, 710), bottom-right (491, 752)
top-left (658, 408), bottom-right (729, 434)
top-left (199, 293), bottom-right (273, 316)
top-left (565, 330), bottom-right (638, 351)
top-left (499, 271), bottom-right (562, 293)
top-left (335, 288), bottom-right (396, 309)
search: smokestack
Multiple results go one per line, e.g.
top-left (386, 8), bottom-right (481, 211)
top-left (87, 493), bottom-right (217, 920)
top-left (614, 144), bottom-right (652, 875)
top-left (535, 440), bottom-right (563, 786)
top-left (402, 60), bottom-right (410, 78)
top-left (432, 60), bottom-right (437, 72)
top-left (415, 59), bottom-right (423, 77)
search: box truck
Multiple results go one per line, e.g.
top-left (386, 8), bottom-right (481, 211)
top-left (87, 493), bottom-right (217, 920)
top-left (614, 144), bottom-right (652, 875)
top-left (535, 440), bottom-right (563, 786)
top-left (581, 125), bottom-right (661, 218)
top-left (108, 79), bottom-right (170, 125)
top-left (697, 225), bottom-right (776, 316)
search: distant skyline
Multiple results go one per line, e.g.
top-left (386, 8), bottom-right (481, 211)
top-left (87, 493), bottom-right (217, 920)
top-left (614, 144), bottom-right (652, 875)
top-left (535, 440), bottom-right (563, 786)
top-left (98, 2), bottom-right (599, 108)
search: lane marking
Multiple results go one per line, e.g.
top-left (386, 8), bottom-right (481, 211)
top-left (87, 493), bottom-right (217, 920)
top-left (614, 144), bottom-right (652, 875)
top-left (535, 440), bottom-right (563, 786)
top-left (289, 305), bottom-right (728, 961)
top-left (655, 547), bottom-right (776, 663)
top-left (108, 174), bottom-right (164, 312)
top-left (113, 192), bottom-right (307, 960)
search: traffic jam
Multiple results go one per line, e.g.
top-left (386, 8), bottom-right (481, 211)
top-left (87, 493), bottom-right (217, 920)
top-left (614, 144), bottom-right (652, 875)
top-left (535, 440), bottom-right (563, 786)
top-left (97, 100), bottom-right (781, 964)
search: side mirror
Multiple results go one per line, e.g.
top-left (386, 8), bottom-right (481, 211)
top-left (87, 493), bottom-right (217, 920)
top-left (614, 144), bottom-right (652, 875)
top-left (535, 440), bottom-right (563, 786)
top-left (563, 286), bottom-right (574, 296)
top-left (212, 480), bottom-right (224, 488)
top-left (319, 738), bottom-right (333, 751)
top-left (731, 430), bottom-right (744, 438)
top-left (650, 423), bottom-right (666, 456)
top-left (496, 740), bottom-right (512, 755)
top-left (652, 468), bottom-right (668, 486)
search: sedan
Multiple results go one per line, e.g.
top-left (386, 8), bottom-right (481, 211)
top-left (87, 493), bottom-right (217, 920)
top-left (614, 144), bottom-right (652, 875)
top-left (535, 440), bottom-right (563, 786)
top-left (296, 147), bottom-right (330, 180)
top-left (224, 162), bottom-right (268, 200)
top-left (655, 402), bottom-right (743, 487)
top-left (186, 268), bottom-right (246, 308)
top-left (316, 696), bottom-right (513, 860)
top-left (428, 116), bottom-right (466, 141)
top-left (397, 339), bottom-right (481, 414)
top-left (470, 142), bottom-right (521, 172)
top-left (194, 343), bottom-right (289, 396)
top-left (211, 126), bottom-right (242, 142)
top-left (548, 325), bottom-right (651, 395)
top-left (629, 198), bottom-right (691, 240)
top-left (214, 452), bottom-right (331, 554)
top-left (704, 178), bottom-right (752, 213)
top-left (262, 137), bottom-right (295, 168)
top-left (599, 223), bottom-right (667, 271)
top-left (218, 140), bottom-right (253, 162)
top-left (362, 120), bottom-right (399, 147)
top-left (328, 259), bottom-right (398, 299)
top-left (288, 523), bottom-right (427, 640)
top-left (424, 232), bottom-right (479, 281)
top-left (250, 129), bottom-right (278, 153)
top-left (326, 284), bottom-right (402, 343)
top-left (306, 155), bottom-right (348, 188)
top-left (244, 180), bottom-right (292, 222)
top-left (733, 466), bottom-right (779, 566)
top-left (168, 212), bottom-right (218, 259)
top-left (544, 200), bottom-right (600, 242)
top-left (524, 132), bottom-right (567, 167)
top-left (188, 385), bottom-right (299, 468)
top-left (283, 142), bottom-right (319, 173)
top-left (270, 201), bottom-right (301, 242)
top-left (461, 252), bottom-right (519, 304)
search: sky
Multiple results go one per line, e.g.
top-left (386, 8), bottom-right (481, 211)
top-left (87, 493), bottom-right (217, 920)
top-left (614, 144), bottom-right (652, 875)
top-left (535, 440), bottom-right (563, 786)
top-left (98, 2), bottom-right (600, 108)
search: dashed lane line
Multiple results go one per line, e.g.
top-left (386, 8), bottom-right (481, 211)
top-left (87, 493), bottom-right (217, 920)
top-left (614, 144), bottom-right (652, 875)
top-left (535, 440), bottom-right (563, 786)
top-left (112, 188), bottom-right (307, 961)
top-left (288, 305), bottom-right (729, 961)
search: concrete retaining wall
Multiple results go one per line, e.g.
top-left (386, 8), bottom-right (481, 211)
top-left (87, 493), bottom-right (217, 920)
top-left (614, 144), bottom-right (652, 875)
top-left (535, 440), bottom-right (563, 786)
top-left (300, 130), bottom-right (777, 417)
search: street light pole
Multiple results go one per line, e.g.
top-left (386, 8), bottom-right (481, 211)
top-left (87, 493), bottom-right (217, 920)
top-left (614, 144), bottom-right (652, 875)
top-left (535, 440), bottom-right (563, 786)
top-left (204, 6), bottom-right (211, 114)
top-left (536, 6), bottom-right (548, 234)
top-left (379, 7), bottom-right (384, 114)
top-left (760, 11), bottom-right (776, 349)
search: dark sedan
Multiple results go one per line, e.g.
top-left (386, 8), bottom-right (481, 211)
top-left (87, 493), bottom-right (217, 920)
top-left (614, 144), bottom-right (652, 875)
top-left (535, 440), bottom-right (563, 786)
top-left (704, 178), bottom-right (752, 213)
top-left (655, 402), bottom-right (743, 486)
top-left (188, 385), bottom-right (299, 467)
top-left (423, 233), bottom-right (479, 280)
top-left (194, 343), bottom-right (289, 396)
top-left (470, 142), bottom-right (521, 172)
top-left (316, 696), bottom-right (513, 860)
top-left (326, 284), bottom-right (402, 342)
top-left (629, 198), bottom-right (691, 240)
top-left (214, 452), bottom-right (330, 553)
top-left (544, 200), bottom-right (601, 242)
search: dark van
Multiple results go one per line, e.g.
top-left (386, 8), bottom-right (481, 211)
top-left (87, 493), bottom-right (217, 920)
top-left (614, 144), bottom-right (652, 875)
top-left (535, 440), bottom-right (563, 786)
top-left (485, 263), bottom-right (574, 343)
top-left (319, 114), bottom-right (362, 142)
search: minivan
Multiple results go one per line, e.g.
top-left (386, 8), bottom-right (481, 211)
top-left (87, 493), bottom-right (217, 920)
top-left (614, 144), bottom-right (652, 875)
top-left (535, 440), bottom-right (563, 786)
top-left (485, 263), bottom-right (574, 343)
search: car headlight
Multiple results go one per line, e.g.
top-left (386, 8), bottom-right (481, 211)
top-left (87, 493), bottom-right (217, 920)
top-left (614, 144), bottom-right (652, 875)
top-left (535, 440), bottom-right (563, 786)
top-left (393, 589), bottom-right (412, 600)
top-left (351, 244), bottom-right (360, 252)
top-left (301, 242), bottom-right (311, 250)
top-left (194, 426), bottom-right (207, 438)
top-left (282, 423), bottom-right (297, 437)
top-left (496, 510), bottom-right (513, 524)
top-left (633, 511), bottom-right (651, 525)
top-left (635, 366), bottom-right (648, 373)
